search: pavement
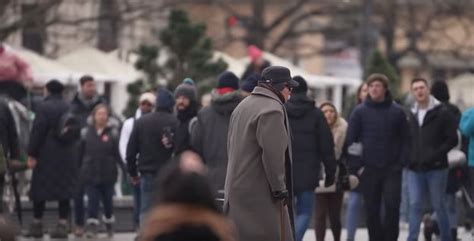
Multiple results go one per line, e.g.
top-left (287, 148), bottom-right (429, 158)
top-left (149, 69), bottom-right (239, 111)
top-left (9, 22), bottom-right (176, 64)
top-left (17, 228), bottom-right (474, 241)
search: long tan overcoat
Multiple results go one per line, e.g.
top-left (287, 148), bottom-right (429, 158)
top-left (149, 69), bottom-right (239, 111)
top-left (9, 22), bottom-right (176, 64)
top-left (224, 86), bottom-right (294, 241)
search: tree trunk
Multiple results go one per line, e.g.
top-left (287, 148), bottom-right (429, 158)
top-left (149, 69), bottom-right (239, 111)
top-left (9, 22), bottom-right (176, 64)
top-left (97, 0), bottom-right (119, 52)
top-left (246, 0), bottom-right (265, 49)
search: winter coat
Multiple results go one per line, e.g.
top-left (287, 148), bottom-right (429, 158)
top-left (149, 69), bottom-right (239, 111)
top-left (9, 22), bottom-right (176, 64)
top-left (346, 93), bottom-right (410, 173)
top-left (460, 108), bottom-right (474, 167)
top-left (71, 93), bottom-right (108, 127)
top-left (407, 96), bottom-right (458, 172)
top-left (28, 94), bottom-right (79, 201)
top-left (331, 117), bottom-right (348, 161)
top-left (126, 109), bottom-right (179, 177)
top-left (140, 204), bottom-right (236, 241)
top-left (0, 97), bottom-right (19, 160)
top-left (80, 125), bottom-right (121, 185)
top-left (191, 91), bottom-right (241, 192)
top-left (285, 93), bottom-right (336, 194)
top-left (174, 102), bottom-right (199, 155)
top-left (224, 86), bottom-right (294, 241)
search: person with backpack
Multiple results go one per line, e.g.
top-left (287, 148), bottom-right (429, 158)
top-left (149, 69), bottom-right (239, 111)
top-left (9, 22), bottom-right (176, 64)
top-left (25, 80), bottom-right (81, 238)
top-left (80, 104), bottom-right (124, 238)
top-left (119, 92), bottom-right (155, 229)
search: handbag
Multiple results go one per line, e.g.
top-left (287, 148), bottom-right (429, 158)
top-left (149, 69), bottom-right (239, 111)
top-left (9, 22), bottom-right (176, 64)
top-left (447, 130), bottom-right (466, 169)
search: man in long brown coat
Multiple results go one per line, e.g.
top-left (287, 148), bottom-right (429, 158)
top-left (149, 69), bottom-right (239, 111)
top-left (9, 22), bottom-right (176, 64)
top-left (224, 66), bottom-right (299, 241)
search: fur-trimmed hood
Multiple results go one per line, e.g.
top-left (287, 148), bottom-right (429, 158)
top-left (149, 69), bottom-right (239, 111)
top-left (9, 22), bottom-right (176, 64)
top-left (140, 204), bottom-right (236, 241)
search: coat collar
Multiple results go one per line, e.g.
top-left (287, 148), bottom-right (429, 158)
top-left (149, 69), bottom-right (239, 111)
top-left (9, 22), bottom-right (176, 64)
top-left (251, 86), bottom-right (284, 105)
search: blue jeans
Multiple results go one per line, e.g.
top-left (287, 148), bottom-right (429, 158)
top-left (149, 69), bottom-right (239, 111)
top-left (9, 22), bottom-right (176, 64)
top-left (400, 169), bottom-right (409, 223)
top-left (86, 183), bottom-right (114, 220)
top-left (132, 183), bottom-right (141, 228)
top-left (407, 169), bottom-right (451, 241)
top-left (295, 191), bottom-right (315, 241)
top-left (140, 173), bottom-right (156, 223)
top-left (345, 191), bottom-right (363, 241)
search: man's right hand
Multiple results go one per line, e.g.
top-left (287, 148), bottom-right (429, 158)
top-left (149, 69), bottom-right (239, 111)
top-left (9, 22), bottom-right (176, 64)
top-left (129, 176), bottom-right (140, 185)
top-left (27, 156), bottom-right (37, 169)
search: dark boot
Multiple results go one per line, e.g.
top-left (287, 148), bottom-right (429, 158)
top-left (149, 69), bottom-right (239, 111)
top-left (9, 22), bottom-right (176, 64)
top-left (50, 221), bottom-right (68, 239)
top-left (103, 215), bottom-right (115, 238)
top-left (23, 220), bottom-right (43, 238)
top-left (451, 228), bottom-right (458, 241)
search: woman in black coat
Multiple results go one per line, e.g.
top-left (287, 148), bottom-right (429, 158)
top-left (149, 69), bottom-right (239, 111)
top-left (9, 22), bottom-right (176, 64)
top-left (80, 104), bottom-right (123, 239)
top-left (26, 80), bottom-right (79, 238)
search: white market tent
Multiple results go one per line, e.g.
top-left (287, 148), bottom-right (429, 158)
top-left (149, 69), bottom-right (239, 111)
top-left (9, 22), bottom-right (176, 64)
top-left (448, 73), bottom-right (474, 110)
top-left (6, 46), bottom-right (80, 85)
top-left (57, 47), bottom-right (141, 83)
top-left (240, 52), bottom-right (361, 110)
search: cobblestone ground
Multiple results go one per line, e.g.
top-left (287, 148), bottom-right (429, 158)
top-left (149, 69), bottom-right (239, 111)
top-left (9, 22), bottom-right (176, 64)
top-left (17, 228), bottom-right (474, 241)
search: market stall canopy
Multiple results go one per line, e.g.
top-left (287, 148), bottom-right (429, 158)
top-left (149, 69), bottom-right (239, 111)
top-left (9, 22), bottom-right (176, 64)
top-left (240, 51), bottom-right (361, 88)
top-left (58, 47), bottom-right (141, 83)
top-left (6, 46), bottom-right (80, 85)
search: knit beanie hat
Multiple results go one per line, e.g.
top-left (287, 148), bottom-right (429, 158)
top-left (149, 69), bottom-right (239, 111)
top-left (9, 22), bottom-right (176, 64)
top-left (156, 88), bottom-right (175, 111)
top-left (292, 76), bottom-right (308, 94)
top-left (248, 45), bottom-right (263, 62)
top-left (46, 79), bottom-right (64, 94)
top-left (182, 78), bottom-right (195, 86)
top-left (174, 83), bottom-right (198, 102)
top-left (241, 74), bottom-right (259, 93)
top-left (217, 71), bottom-right (239, 90)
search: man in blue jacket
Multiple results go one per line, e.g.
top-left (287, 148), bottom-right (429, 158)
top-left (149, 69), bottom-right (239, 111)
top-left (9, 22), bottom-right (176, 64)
top-left (346, 73), bottom-right (410, 241)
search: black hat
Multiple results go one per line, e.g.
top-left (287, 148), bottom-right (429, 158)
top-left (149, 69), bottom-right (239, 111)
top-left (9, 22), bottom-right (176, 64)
top-left (291, 76), bottom-right (308, 94)
top-left (174, 83), bottom-right (197, 102)
top-left (241, 74), bottom-right (259, 93)
top-left (46, 79), bottom-right (64, 94)
top-left (156, 88), bottom-right (175, 112)
top-left (217, 71), bottom-right (239, 90)
top-left (260, 66), bottom-right (299, 88)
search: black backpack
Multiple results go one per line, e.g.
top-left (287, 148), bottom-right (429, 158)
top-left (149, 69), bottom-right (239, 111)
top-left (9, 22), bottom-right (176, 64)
top-left (55, 111), bottom-right (81, 143)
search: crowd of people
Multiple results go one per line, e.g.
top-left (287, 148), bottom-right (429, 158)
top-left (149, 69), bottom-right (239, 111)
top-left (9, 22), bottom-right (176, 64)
top-left (0, 41), bottom-right (474, 241)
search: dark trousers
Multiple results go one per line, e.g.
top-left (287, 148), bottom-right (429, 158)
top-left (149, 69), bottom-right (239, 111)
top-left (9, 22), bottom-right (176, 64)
top-left (33, 200), bottom-right (70, 220)
top-left (314, 192), bottom-right (343, 241)
top-left (0, 175), bottom-right (4, 214)
top-left (362, 167), bottom-right (402, 241)
top-left (85, 183), bottom-right (114, 220)
top-left (132, 183), bottom-right (141, 228)
top-left (74, 185), bottom-right (85, 226)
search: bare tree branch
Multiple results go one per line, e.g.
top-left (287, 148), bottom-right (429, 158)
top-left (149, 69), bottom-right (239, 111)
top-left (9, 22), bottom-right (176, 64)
top-left (264, 0), bottom-right (312, 32)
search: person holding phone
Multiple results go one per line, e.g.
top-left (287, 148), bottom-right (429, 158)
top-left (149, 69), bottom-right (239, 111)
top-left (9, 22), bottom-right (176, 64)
top-left (126, 88), bottom-right (179, 224)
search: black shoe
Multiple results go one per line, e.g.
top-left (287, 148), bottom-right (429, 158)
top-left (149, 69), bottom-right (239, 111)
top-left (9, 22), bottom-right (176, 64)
top-left (24, 221), bottom-right (43, 238)
top-left (50, 222), bottom-right (68, 239)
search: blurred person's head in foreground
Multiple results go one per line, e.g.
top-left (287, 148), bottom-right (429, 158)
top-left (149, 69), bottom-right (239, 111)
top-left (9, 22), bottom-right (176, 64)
top-left (139, 150), bottom-right (236, 241)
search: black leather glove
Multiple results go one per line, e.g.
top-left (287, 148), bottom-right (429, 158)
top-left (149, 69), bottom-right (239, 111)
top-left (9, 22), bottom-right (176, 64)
top-left (272, 190), bottom-right (289, 205)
